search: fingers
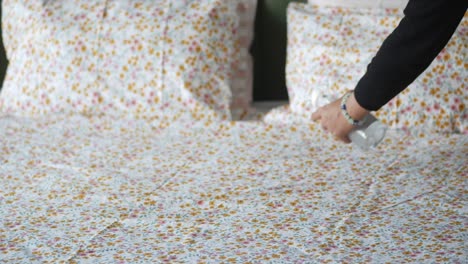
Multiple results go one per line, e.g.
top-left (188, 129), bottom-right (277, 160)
top-left (339, 135), bottom-right (352, 144)
top-left (332, 133), bottom-right (351, 144)
top-left (311, 108), bottom-right (321, 122)
top-left (311, 104), bottom-right (352, 144)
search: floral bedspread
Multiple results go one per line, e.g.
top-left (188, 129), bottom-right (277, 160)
top-left (0, 111), bottom-right (466, 263)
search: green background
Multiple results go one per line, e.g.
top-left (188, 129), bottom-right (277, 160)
top-left (252, 0), bottom-right (306, 100)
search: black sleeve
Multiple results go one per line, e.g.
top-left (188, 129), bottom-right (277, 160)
top-left (354, 0), bottom-right (467, 111)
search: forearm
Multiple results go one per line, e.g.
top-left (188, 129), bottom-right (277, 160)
top-left (354, 0), bottom-right (467, 111)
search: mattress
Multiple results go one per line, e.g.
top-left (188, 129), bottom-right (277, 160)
top-left (0, 111), bottom-right (467, 263)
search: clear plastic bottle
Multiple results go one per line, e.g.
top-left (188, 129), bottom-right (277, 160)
top-left (348, 114), bottom-right (387, 150)
top-left (312, 90), bottom-right (387, 150)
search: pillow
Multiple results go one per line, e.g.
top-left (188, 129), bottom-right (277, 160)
top-left (307, 0), bottom-right (408, 9)
top-left (0, 0), bottom-right (256, 123)
top-left (286, 3), bottom-right (467, 135)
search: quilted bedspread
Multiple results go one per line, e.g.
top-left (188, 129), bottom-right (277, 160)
top-left (0, 111), bottom-right (467, 263)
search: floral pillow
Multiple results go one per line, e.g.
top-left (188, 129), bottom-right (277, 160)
top-left (307, 0), bottom-right (408, 9)
top-left (0, 0), bottom-right (256, 124)
top-left (286, 3), bottom-right (466, 135)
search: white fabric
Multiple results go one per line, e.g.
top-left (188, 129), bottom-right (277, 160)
top-left (1, 112), bottom-right (466, 263)
top-left (0, 0), bottom-right (257, 121)
top-left (308, 0), bottom-right (408, 9)
top-left (286, 3), bottom-right (467, 134)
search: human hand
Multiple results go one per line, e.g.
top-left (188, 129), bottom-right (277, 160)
top-left (311, 92), bottom-right (369, 144)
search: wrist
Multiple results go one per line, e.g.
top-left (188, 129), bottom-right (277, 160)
top-left (343, 91), bottom-right (369, 123)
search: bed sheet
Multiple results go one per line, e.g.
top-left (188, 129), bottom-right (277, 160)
top-left (0, 112), bottom-right (466, 263)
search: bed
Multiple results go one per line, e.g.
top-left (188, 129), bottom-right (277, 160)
top-left (1, 1), bottom-right (467, 263)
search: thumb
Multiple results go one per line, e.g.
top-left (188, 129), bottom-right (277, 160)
top-left (311, 109), bottom-right (321, 122)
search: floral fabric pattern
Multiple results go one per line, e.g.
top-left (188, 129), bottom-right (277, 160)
top-left (0, 112), bottom-right (467, 263)
top-left (0, 0), bottom-right (256, 124)
top-left (1, 1), bottom-right (466, 263)
top-left (286, 3), bottom-right (467, 135)
top-left (307, 0), bottom-right (409, 9)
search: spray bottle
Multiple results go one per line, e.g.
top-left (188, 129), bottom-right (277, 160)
top-left (312, 90), bottom-right (387, 151)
